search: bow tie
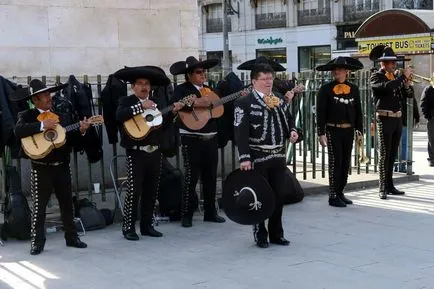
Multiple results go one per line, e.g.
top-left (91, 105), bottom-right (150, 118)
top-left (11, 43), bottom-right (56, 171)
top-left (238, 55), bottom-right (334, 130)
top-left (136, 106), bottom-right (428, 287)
top-left (37, 111), bottom-right (59, 122)
top-left (199, 87), bottom-right (212, 96)
top-left (264, 94), bottom-right (280, 109)
top-left (385, 72), bottom-right (395, 81)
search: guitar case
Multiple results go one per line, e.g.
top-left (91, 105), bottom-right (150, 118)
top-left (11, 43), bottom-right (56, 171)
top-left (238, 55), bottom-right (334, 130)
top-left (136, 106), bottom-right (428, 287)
top-left (1, 165), bottom-right (31, 241)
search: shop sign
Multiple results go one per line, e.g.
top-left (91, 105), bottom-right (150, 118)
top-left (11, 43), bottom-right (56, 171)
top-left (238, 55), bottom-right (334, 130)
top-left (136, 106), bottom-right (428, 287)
top-left (257, 37), bottom-right (283, 45)
top-left (357, 36), bottom-right (432, 54)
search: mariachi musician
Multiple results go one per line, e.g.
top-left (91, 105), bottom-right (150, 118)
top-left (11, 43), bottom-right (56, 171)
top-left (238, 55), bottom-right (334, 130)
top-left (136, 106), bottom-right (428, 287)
top-left (115, 66), bottom-right (184, 241)
top-left (369, 45), bottom-right (414, 199)
top-left (316, 57), bottom-right (364, 207)
top-left (13, 79), bottom-right (89, 255)
top-left (169, 56), bottom-right (226, 228)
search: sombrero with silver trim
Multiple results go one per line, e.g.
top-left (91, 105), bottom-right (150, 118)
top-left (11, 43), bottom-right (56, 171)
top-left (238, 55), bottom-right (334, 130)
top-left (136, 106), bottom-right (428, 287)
top-left (114, 65), bottom-right (170, 86)
top-left (8, 79), bottom-right (67, 102)
top-left (369, 45), bottom-right (398, 61)
top-left (169, 56), bottom-right (219, 75)
top-left (222, 169), bottom-right (275, 225)
top-left (316, 56), bottom-right (364, 71)
top-left (237, 56), bottom-right (286, 72)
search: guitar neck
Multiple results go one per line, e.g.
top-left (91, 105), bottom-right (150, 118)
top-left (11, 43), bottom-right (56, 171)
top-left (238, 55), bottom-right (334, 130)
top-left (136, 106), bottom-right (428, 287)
top-left (212, 87), bottom-right (251, 107)
top-left (159, 104), bottom-right (174, 115)
top-left (64, 122), bottom-right (82, 132)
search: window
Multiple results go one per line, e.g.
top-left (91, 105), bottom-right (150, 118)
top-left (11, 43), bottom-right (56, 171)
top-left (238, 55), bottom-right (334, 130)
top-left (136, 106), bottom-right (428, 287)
top-left (256, 48), bottom-right (287, 65)
top-left (393, 0), bottom-right (433, 9)
top-left (205, 3), bottom-right (231, 33)
top-left (206, 51), bottom-right (232, 72)
top-left (298, 46), bottom-right (331, 72)
top-left (343, 0), bottom-right (380, 22)
top-left (297, 0), bottom-right (331, 26)
top-left (255, 0), bottom-right (286, 29)
top-left (336, 24), bottom-right (361, 50)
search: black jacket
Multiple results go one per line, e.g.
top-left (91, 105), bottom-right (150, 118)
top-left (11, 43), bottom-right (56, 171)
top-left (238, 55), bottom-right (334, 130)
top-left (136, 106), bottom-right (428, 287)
top-left (316, 80), bottom-right (363, 135)
top-left (233, 91), bottom-right (295, 163)
top-left (400, 86), bottom-right (420, 126)
top-left (14, 109), bottom-right (81, 162)
top-left (370, 69), bottom-right (412, 112)
top-left (171, 82), bottom-right (218, 134)
top-left (116, 94), bottom-right (162, 149)
top-left (421, 85), bottom-right (434, 120)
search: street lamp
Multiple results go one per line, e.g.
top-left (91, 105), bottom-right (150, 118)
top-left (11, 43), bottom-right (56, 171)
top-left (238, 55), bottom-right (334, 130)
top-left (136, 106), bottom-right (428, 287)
top-left (222, 0), bottom-right (239, 75)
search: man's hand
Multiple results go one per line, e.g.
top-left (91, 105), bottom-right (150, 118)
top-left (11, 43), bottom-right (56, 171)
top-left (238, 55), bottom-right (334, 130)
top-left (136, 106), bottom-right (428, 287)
top-left (318, 135), bottom-right (327, 147)
top-left (172, 102), bottom-right (185, 113)
top-left (240, 161), bottom-right (252, 171)
top-left (289, 130), bottom-right (298, 143)
top-left (141, 99), bottom-right (156, 110)
top-left (79, 117), bottom-right (91, 135)
top-left (403, 78), bottom-right (412, 88)
top-left (42, 119), bottom-right (58, 130)
top-left (193, 97), bottom-right (211, 108)
top-left (284, 90), bottom-right (295, 103)
top-left (403, 66), bottom-right (414, 79)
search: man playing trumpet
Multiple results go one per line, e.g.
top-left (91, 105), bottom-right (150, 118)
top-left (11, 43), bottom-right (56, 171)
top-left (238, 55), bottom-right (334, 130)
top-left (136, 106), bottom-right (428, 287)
top-left (370, 45), bottom-right (414, 200)
top-left (316, 57), bottom-right (364, 207)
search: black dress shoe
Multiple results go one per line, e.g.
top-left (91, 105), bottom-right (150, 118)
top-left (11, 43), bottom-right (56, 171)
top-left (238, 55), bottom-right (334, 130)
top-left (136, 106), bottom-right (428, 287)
top-left (339, 194), bottom-right (353, 205)
top-left (140, 226), bottom-right (163, 237)
top-left (123, 232), bottom-right (139, 241)
top-left (329, 196), bottom-right (346, 207)
top-left (270, 237), bottom-right (290, 246)
top-left (66, 237), bottom-right (87, 248)
top-left (181, 217), bottom-right (193, 228)
top-left (204, 213), bottom-right (226, 223)
top-left (256, 240), bottom-right (269, 248)
top-left (387, 187), bottom-right (405, 195)
top-left (379, 191), bottom-right (387, 199)
top-left (30, 238), bottom-right (46, 255)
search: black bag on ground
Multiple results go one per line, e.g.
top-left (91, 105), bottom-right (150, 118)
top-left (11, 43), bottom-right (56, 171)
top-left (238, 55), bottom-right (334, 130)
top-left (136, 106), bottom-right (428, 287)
top-left (158, 158), bottom-right (183, 221)
top-left (73, 197), bottom-right (106, 231)
top-left (1, 165), bottom-right (31, 241)
top-left (283, 167), bottom-right (304, 205)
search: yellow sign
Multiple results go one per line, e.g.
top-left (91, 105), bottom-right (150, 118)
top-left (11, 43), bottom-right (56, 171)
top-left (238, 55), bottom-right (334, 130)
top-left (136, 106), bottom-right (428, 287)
top-left (357, 36), bottom-right (432, 54)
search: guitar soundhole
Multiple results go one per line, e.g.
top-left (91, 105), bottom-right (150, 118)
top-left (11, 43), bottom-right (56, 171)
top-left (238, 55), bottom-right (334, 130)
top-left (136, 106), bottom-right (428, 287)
top-left (44, 130), bottom-right (58, 142)
top-left (145, 114), bottom-right (154, 122)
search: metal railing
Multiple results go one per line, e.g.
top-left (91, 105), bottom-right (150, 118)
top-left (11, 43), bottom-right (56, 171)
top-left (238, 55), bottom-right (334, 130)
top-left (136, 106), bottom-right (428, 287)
top-left (297, 7), bottom-right (331, 26)
top-left (0, 71), bottom-right (415, 207)
top-left (343, 1), bottom-right (379, 22)
top-left (255, 12), bottom-right (286, 29)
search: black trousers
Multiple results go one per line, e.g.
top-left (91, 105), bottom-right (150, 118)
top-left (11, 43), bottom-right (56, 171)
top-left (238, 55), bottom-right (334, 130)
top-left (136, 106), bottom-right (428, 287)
top-left (180, 135), bottom-right (218, 218)
top-left (30, 162), bottom-right (77, 244)
top-left (122, 149), bottom-right (162, 233)
top-left (325, 127), bottom-right (354, 197)
top-left (251, 154), bottom-right (286, 242)
top-left (428, 118), bottom-right (434, 162)
top-left (377, 116), bottom-right (402, 191)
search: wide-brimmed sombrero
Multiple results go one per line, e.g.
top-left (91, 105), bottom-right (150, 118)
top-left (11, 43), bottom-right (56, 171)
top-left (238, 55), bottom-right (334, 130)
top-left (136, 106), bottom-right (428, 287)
top-left (222, 169), bottom-right (275, 225)
top-left (369, 45), bottom-right (398, 62)
top-left (316, 56), bottom-right (364, 71)
top-left (8, 79), bottom-right (67, 102)
top-left (237, 56), bottom-right (286, 72)
top-left (169, 56), bottom-right (219, 75)
top-left (114, 66), bottom-right (170, 86)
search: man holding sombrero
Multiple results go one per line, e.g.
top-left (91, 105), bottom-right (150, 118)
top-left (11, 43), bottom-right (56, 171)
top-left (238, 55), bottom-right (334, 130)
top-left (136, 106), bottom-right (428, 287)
top-left (115, 66), bottom-right (184, 241)
top-left (315, 57), bottom-right (364, 207)
top-left (370, 45), bottom-right (413, 199)
top-left (233, 63), bottom-right (298, 248)
top-left (13, 79), bottom-right (90, 255)
top-left (169, 56), bottom-right (226, 228)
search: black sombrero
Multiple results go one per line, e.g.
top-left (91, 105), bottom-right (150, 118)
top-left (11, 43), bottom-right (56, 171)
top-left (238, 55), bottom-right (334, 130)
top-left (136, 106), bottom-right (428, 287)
top-left (169, 56), bottom-right (219, 75)
top-left (114, 66), bottom-right (170, 86)
top-left (369, 45), bottom-right (398, 61)
top-left (222, 169), bottom-right (275, 225)
top-left (237, 56), bottom-right (286, 72)
top-left (316, 56), bottom-right (364, 71)
top-left (8, 79), bottom-right (67, 102)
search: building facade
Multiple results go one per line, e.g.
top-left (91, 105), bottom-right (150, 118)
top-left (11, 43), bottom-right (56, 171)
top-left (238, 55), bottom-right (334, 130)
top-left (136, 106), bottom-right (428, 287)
top-left (198, 0), bottom-right (434, 72)
top-left (0, 0), bottom-right (198, 77)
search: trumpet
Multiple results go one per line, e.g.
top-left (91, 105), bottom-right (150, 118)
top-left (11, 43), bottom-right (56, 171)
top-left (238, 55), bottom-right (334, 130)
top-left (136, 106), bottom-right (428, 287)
top-left (355, 130), bottom-right (369, 165)
top-left (397, 67), bottom-right (434, 86)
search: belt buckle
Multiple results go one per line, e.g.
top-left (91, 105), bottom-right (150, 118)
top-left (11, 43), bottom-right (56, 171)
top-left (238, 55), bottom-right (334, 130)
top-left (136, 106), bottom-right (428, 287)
top-left (142, 145), bottom-right (158, 153)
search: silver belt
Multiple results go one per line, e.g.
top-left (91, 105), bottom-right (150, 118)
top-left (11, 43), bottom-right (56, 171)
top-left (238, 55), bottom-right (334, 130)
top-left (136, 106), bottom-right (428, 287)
top-left (131, 145), bottom-right (159, 153)
top-left (31, 161), bottom-right (64, 166)
top-left (250, 146), bottom-right (283, 154)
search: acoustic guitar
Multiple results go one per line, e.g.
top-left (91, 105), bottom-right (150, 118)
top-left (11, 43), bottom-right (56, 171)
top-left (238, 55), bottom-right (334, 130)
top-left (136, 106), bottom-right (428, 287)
top-left (21, 115), bottom-right (104, 160)
top-left (178, 87), bottom-right (251, 131)
top-left (123, 95), bottom-right (195, 140)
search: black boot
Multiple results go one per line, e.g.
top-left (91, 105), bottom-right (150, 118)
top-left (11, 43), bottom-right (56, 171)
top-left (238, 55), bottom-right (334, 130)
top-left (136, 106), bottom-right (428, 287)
top-left (66, 237), bottom-right (87, 248)
top-left (30, 238), bottom-right (46, 255)
top-left (123, 231), bottom-right (139, 241)
top-left (329, 194), bottom-right (346, 207)
top-left (379, 191), bottom-right (387, 199)
top-left (339, 194), bottom-right (353, 205)
top-left (140, 224), bottom-right (163, 237)
top-left (387, 186), bottom-right (405, 195)
top-left (269, 237), bottom-right (290, 246)
top-left (181, 215), bottom-right (193, 228)
top-left (204, 211), bottom-right (225, 223)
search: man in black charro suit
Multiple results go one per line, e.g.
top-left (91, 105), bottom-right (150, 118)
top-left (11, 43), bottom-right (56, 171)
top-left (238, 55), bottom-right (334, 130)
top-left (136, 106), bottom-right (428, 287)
top-left (114, 66), bottom-right (185, 241)
top-left (13, 79), bottom-right (89, 255)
